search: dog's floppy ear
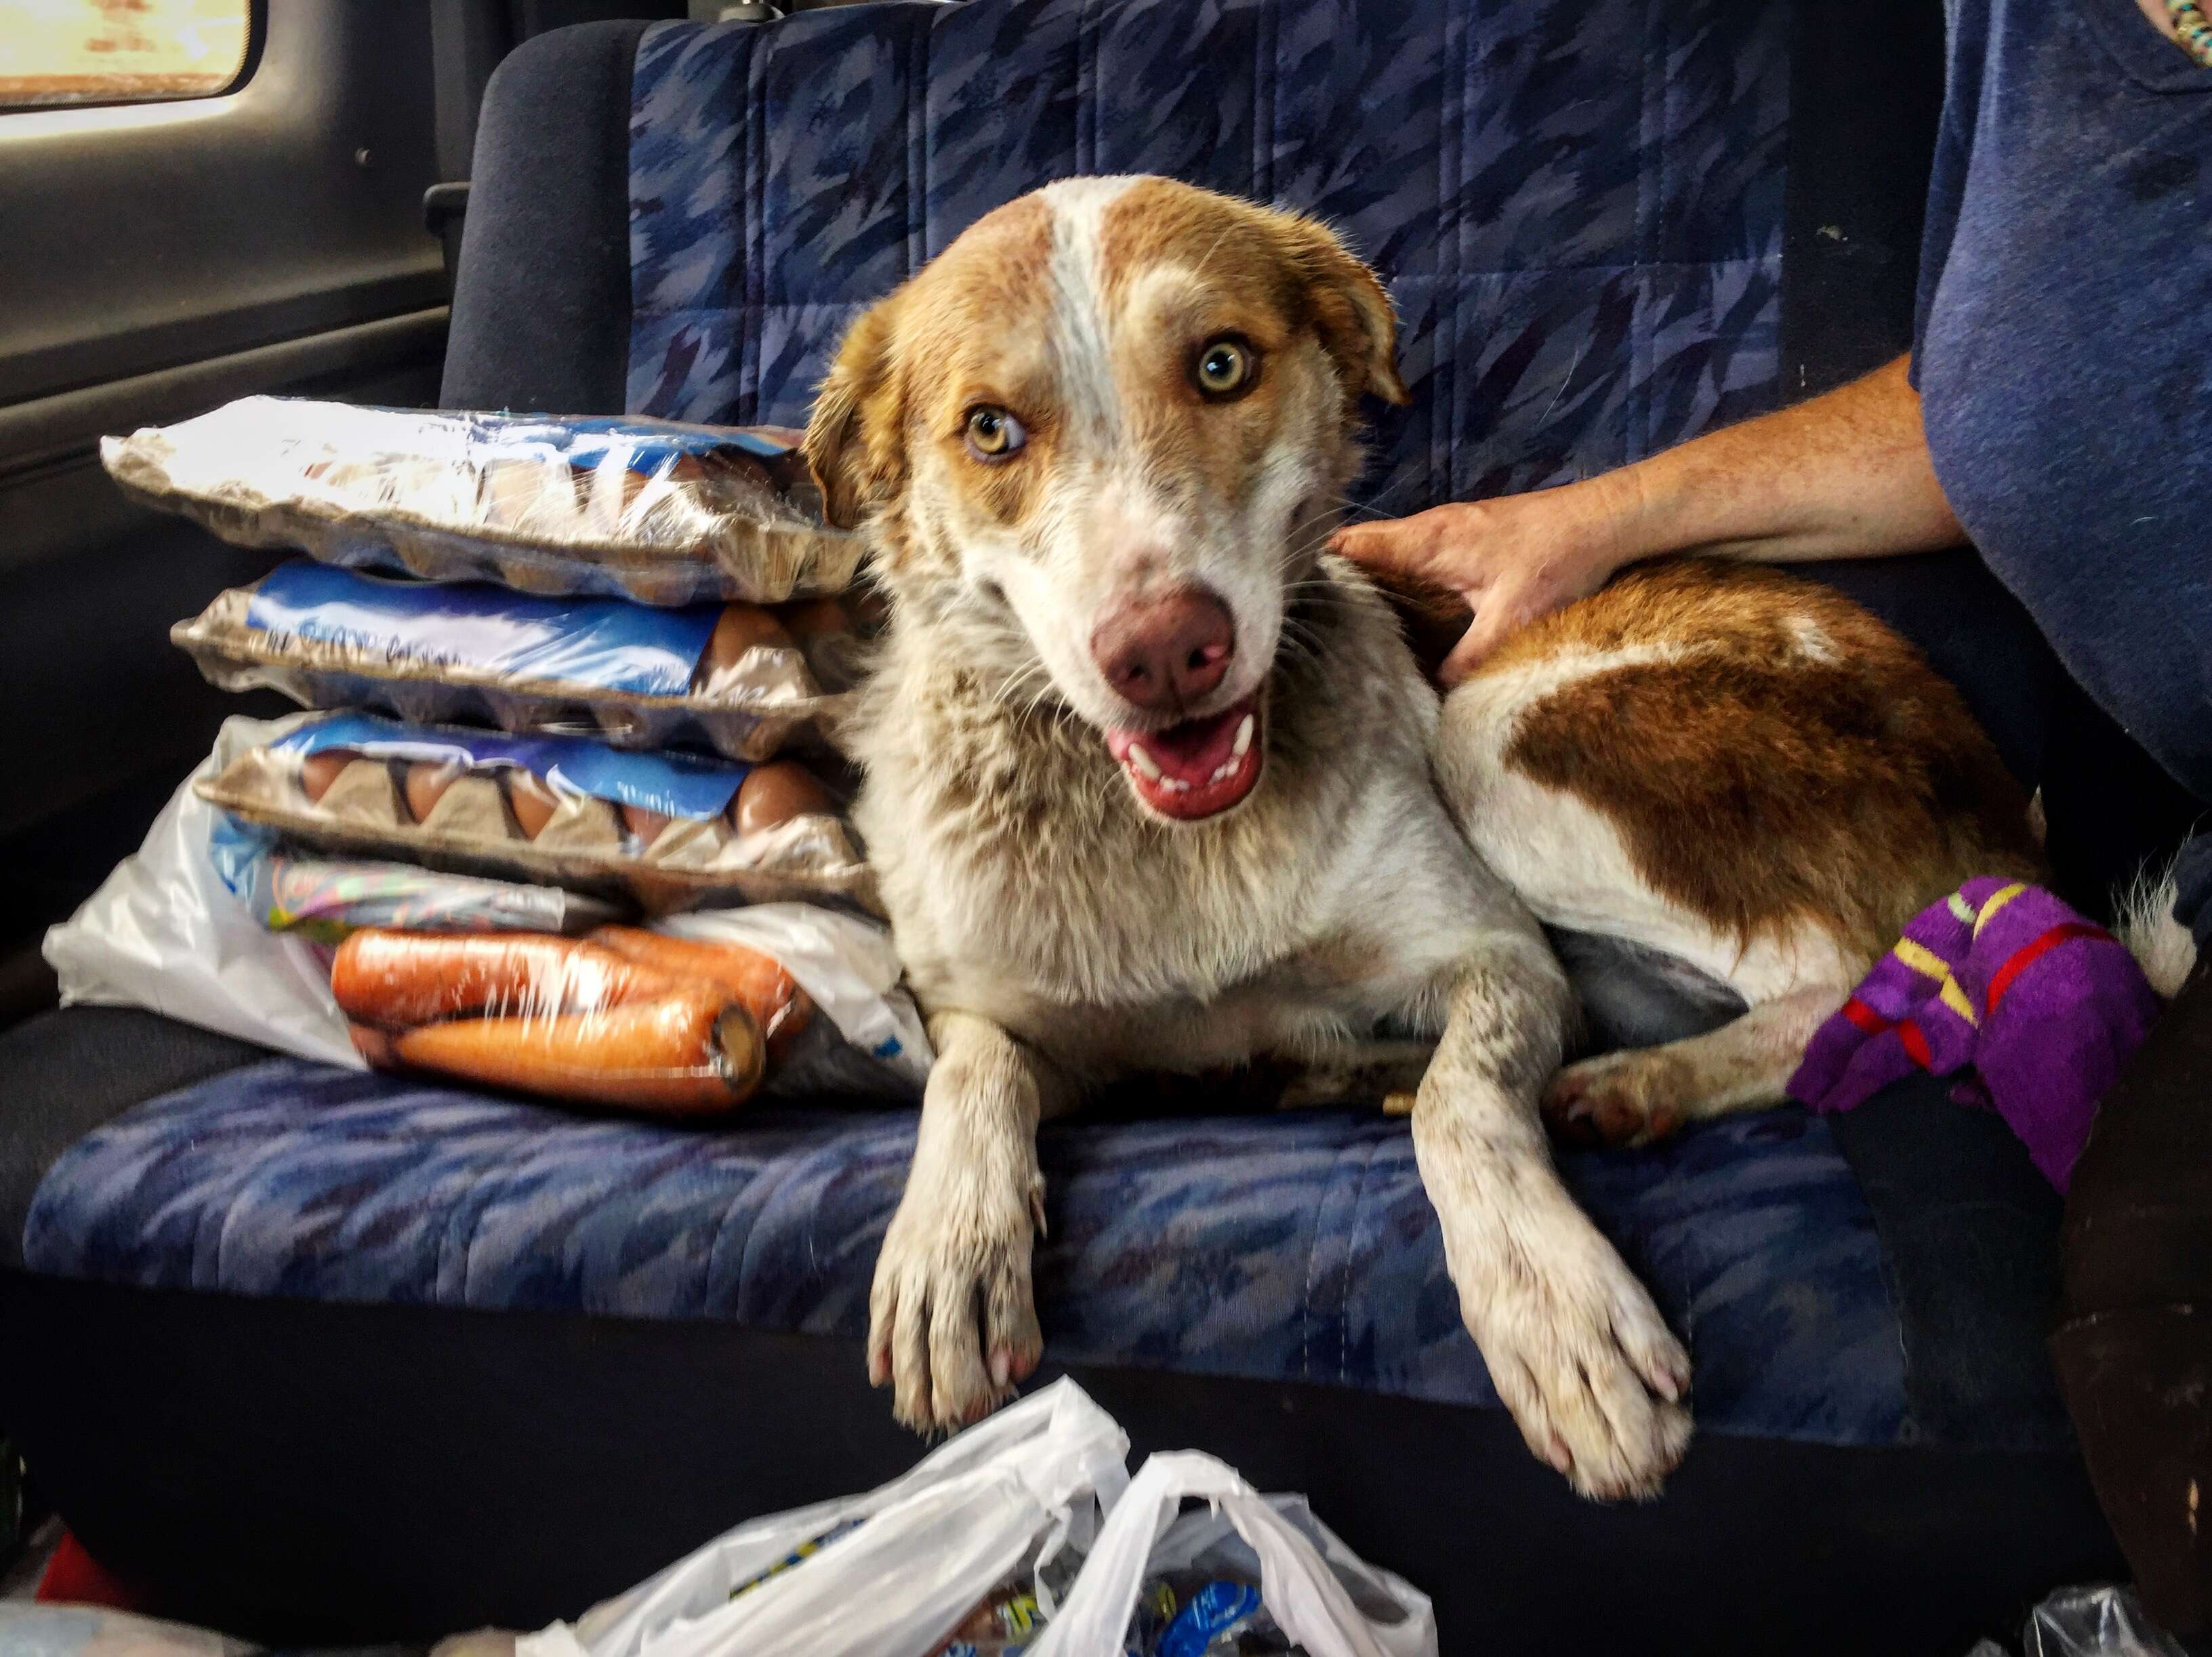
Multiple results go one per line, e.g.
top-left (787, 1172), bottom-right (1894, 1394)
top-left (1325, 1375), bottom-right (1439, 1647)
top-left (804, 295), bottom-right (908, 531)
top-left (1277, 214), bottom-right (1410, 408)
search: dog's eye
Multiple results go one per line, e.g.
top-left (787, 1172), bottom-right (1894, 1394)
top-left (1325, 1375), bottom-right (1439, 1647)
top-left (964, 406), bottom-right (1026, 460)
top-left (1193, 338), bottom-right (1256, 399)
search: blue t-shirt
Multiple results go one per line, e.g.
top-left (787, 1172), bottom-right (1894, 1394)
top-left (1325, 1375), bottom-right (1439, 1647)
top-left (1914, 0), bottom-right (2212, 801)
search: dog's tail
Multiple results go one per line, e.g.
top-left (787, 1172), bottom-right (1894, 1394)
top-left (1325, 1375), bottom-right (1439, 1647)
top-left (2116, 856), bottom-right (2198, 1000)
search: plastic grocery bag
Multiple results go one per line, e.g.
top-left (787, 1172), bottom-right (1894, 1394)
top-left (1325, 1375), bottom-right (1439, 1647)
top-left (1028, 1452), bottom-right (1436, 1657)
top-left (656, 905), bottom-right (928, 1094)
top-left (43, 712), bottom-right (361, 1067)
top-left (0, 1603), bottom-right (256, 1654)
top-left (1963, 1584), bottom-right (2194, 1656)
top-left (521, 1378), bottom-right (1130, 1657)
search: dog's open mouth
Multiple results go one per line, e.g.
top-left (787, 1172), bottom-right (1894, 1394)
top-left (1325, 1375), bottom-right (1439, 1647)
top-left (1105, 695), bottom-right (1264, 822)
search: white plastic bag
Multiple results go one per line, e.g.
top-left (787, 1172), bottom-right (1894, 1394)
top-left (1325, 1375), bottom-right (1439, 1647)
top-left (523, 1378), bottom-right (1130, 1657)
top-left (0, 1603), bottom-right (257, 1655)
top-left (43, 712), bottom-right (362, 1067)
top-left (1963, 1584), bottom-right (2195, 1657)
top-left (1028, 1451), bottom-right (1437, 1657)
top-left (44, 717), bottom-right (933, 1094)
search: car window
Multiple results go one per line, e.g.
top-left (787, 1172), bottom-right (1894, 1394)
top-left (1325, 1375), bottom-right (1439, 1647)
top-left (0, 0), bottom-right (251, 110)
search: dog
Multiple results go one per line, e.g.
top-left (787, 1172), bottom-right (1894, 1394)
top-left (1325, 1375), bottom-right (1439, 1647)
top-left (1429, 560), bottom-right (2045, 1145)
top-left (802, 175), bottom-right (2039, 1500)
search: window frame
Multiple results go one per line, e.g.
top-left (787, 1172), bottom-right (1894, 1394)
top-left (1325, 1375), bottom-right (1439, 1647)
top-left (0, 0), bottom-right (267, 117)
top-left (0, 1), bottom-right (445, 421)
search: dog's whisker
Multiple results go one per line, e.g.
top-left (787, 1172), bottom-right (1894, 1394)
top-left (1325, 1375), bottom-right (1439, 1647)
top-left (986, 661), bottom-right (1054, 714)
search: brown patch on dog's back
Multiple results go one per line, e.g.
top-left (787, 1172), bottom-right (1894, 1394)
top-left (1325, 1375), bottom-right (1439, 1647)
top-left (1483, 560), bottom-right (2044, 962)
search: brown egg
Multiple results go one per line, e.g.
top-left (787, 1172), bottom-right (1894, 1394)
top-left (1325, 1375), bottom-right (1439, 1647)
top-left (695, 603), bottom-right (798, 688)
top-left (480, 457), bottom-right (577, 529)
top-left (620, 803), bottom-right (674, 848)
top-left (300, 749), bottom-right (363, 804)
top-left (729, 760), bottom-right (834, 838)
top-left (504, 770), bottom-right (560, 839)
top-left (777, 596), bottom-right (851, 645)
top-left (844, 586), bottom-right (889, 632)
top-left (402, 760), bottom-right (465, 825)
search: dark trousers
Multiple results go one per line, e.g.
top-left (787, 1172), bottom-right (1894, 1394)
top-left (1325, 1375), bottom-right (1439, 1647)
top-left (2053, 961), bottom-right (2212, 1644)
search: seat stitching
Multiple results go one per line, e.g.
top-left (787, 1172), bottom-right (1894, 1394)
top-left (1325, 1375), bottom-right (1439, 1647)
top-left (1339, 1129), bottom-right (1384, 1386)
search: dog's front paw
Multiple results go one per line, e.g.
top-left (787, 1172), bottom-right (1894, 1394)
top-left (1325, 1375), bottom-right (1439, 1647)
top-left (867, 1174), bottom-right (1046, 1435)
top-left (1447, 1200), bottom-right (1693, 1501)
top-left (1543, 1048), bottom-right (1696, 1148)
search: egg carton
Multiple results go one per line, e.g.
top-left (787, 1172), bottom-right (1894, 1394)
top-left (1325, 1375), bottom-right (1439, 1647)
top-left (197, 716), bottom-right (878, 916)
top-left (105, 398), bottom-right (867, 607)
top-left (174, 570), bottom-right (865, 762)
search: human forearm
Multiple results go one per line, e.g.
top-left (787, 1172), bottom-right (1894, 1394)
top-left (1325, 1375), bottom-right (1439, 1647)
top-left (1332, 352), bottom-right (1966, 679)
top-left (1612, 354), bottom-right (1965, 566)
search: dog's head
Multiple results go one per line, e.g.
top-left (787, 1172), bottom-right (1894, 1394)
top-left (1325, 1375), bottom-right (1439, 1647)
top-left (804, 176), bottom-right (1406, 823)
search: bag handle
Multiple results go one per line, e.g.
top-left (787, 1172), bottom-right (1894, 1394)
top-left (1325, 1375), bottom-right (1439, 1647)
top-left (1027, 1452), bottom-right (1435, 1657)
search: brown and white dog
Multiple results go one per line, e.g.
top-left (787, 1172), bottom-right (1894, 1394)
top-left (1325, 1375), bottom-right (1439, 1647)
top-left (804, 176), bottom-right (2039, 1499)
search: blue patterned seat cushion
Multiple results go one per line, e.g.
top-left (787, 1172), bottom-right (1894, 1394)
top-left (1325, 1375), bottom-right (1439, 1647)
top-left (23, 1059), bottom-right (1905, 1445)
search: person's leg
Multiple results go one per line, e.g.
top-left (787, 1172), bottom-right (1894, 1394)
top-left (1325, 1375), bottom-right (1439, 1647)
top-left (1828, 1073), bottom-right (2074, 1450)
top-left (2053, 959), bottom-right (2212, 1645)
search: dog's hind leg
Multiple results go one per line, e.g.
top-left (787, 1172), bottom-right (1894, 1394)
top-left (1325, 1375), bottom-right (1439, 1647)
top-left (1412, 931), bottom-right (1694, 1500)
top-left (869, 1010), bottom-right (1063, 1434)
top-left (1543, 983), bottom-right (1850, 1148)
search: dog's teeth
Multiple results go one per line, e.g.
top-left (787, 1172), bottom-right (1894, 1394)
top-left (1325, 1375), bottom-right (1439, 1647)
top-left (1128, 744), bottom-right (1163, 781)
top-left (1232, 715), bottom-right (1254, 758)
top-left (1210, 760), bottom-right (1237, 783)
top-left (1164, 777), bottom-right (1190, 792)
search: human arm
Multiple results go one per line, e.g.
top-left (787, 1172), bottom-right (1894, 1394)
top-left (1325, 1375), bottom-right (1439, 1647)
top-left (1332, 354), bottom-right (1965, 682)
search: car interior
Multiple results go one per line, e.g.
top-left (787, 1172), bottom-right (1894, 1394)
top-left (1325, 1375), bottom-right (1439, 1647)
top-left (0, 2), bottom-right (2203, 1653)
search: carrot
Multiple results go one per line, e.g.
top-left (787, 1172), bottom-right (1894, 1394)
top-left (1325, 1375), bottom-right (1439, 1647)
top-left (586, 926), bottom-right (815, 1057)
top-left (332, 930), bottom-right (682, 1029)
top-left (329, 928), bottom-right (766, 1114)
top-left (347, 1022), bottom-right (398, 1068)
top-left (390, 989), bottom-right (762, 1113)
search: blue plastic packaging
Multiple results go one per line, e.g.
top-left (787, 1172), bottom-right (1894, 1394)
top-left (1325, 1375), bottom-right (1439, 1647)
top-left (271, 712), bottom-right (750, 820)
top-left (246, 560), bottom-right (720, 697)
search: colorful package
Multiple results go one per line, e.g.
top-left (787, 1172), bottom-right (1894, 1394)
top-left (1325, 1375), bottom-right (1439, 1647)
top-left (104, 397), bottom-right (863, 605)
top-left (245, 851), bottom-right (623, 941)
top-left (175, 560), bottom-right (861, 760)
top-left (194, 712), bottom-right (876, 913)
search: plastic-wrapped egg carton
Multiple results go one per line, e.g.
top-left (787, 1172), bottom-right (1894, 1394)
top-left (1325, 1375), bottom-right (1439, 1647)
top-left (173, 560), bottom-right (880, 762)
top-left (196, 712), bottom-right (878, 915)
top-left (105, 398), bottom-right (865, 607)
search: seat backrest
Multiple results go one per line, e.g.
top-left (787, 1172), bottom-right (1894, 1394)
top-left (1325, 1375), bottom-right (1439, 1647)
top-left (447, 0), bottom-right (2204, 906)
top-left (619, 0), bottom-right (1786, 519)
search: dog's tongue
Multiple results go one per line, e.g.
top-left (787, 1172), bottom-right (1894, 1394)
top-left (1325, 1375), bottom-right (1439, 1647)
top-left (1106, 698), bottom-right (1263, 821)
top-left (1108, 705), bottom-right (1243, 785)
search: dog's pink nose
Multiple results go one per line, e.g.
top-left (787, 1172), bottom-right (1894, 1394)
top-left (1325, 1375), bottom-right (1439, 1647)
top-left (1090, 588), bottom-right (1235, 713)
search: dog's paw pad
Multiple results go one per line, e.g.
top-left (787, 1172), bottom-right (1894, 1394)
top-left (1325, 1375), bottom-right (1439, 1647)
top-left (1543, 1059), bottom-right (1685, 1148)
